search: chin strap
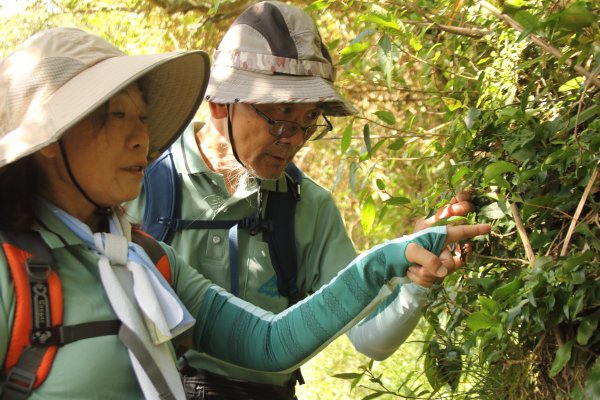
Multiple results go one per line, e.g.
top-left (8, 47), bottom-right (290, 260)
top-left (58, 139), bottom-right (112, 216)
top-left (226, 104), bottom-right (247, 169)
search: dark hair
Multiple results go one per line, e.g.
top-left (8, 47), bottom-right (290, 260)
top-left (0, 155), bottom-right (43, 231)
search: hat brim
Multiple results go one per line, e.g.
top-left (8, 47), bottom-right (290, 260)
top-left (0, 50), bottom-right (210, 167)
top-left (206, 67), bottom-right (356, 116)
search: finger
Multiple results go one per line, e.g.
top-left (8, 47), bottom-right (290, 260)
top-left (439, 248), bottom-right (458, 274)
top-left (406, 242), bottom-right (447, 278)
top-left (446, 224), bottom-right (491, 244)
top-left (407, 267), bottom-right (435, 288)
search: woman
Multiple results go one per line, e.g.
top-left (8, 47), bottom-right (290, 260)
top-left (0, 28), bottom-right (490, 399)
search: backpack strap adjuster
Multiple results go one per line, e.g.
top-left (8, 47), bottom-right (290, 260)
top-left (239, 217), bottom-right (273, 235)
top-left (5, 365), bottom-right (37, 397)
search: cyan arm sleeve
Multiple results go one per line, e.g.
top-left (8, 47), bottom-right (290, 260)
top-left (192, 226), bottom-right (447, 372)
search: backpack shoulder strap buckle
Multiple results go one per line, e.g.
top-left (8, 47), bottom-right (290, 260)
top-left (25, 258), bottom-right (53, 281)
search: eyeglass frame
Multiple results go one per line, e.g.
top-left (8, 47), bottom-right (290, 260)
top-left (247, 103), bottom-right (333, 141)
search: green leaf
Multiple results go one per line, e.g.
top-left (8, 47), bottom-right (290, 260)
top-left (478, 296), bottom-right (500, 315)
top-left (558, 77), bottom-right (584, 92)
top-left (492, 279), bottom-right (521, 302)
top-left (558, 4), bottom-right (594, 31)
top-left (387, 137), bottom-right (405, 150)
top-left (513, 10), bottom-right (539, 31)
top-left (357, 13), bottom-right (400, 30)
top-left (576, 317), bottom-right (598, 346)
top-left (549, 339), bottom-right (574, 377)
top-left (374, 110), bottom-right (396, 125)
top-left (466, 311), bottom-right (495, 331)
top-left (463, 108), bottom-right (481, 129)
top-left (431, 216), bottom-right (467, 227)
top-left (479, 202), bottom-right (506, 219)
top-left (361, 196), bottom-right (376, 233)
top-left (450, 166), bottom-right (472, 187)
top-left (376, 35), bottom-right (394, 89)
top-left (363, 124), bottom-right (372, 156)
top-left (375, 179), bottom-right (385, 190)
top-left (483, 161), bottom-right (517, 183)
top-left (409, 35), bottom-right (423, 51)
top-left (341, 124), bottom-right (353, 154)
top-left (385, 196), bottom-right (410, 206)
top-left (584, 358), bottom-right (600, 398)
top-left (442, 97), bottom-right (463, 111)
top-left (339, 41), bottom-right (370, 64)
top-left (332, 372), bottom-right (363, 380)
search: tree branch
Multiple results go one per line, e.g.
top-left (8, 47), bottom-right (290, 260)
top-left (560, 161), bottom-right (600, 256)
top-left (510, 202), bottom-right (536, 267)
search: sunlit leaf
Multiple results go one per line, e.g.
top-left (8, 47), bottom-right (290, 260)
top-left (361, 196), bottom-right (376, 233)
top-left (442, 97), bottom-right (463, 111)
top-left (466, 311), bottom-right (495, 331)
top-left (558, 77), bottom-right (584, 92)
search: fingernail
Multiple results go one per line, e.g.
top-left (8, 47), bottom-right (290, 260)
top-left (437, 266), bottom-right (448, 277)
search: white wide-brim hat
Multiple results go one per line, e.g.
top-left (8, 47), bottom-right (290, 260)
top-left (204, 1), bottom-right (356, 116)
top-left (0, 27), bottom-right (210, 168)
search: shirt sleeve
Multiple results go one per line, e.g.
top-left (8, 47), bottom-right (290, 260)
top-left (184, 227), bottom-right (447, 372)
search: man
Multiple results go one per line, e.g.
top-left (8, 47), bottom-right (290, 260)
top-left (128, 1), bottom-right (472, 398)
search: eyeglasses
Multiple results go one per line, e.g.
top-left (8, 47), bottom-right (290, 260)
top-left (248, 104), bottom-right (333, 141)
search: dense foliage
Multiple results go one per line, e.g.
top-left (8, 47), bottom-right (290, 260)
top-left (1, 1), bottom-right (598, 398)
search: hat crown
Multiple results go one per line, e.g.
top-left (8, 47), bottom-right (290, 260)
top-left (223, 1), bottom-right (332, 65)
top-left (212, 1), bottom-right (335, 82)
top-left (0, 28), bottom-right (123, 138)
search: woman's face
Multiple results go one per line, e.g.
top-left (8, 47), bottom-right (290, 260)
top-left (41, 84), bottom-right (150, 211)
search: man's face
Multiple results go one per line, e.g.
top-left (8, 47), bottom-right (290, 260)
top-left (229, 102), bottom-right (324, 180)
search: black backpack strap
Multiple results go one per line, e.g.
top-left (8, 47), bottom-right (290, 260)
top-left (264, 163), bottom-right (303, 306)
top-left (142, 146), bottom-right (181, 243)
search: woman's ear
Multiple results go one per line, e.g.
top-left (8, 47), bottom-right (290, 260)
top-left (37, 142), bottom-right (61, 159)
top-left (208, 102), bottom-right (228, 119)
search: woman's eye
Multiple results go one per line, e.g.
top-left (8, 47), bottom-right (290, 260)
top-left (139, 115), bottom-right (148, 123)
top-left (111, 112), bottom-right (125, 119)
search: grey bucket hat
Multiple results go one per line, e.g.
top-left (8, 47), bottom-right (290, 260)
top-left (205, 1), bottom-right (356, 116)
top-left (0, 27), bottom-right (210, 168)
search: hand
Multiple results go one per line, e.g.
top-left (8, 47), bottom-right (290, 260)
top-left (414, 191), bottom-right (474, 231)
top-left (405, 224), bottom-right (490, 288)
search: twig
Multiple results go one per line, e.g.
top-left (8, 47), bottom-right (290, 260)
top-left (560, 161), bottom-right (600, 256)
top-left (477, 0), bottom-right (600, 88)
top-left (510, 202), bottom-right (536, 267)
top-left (473, 254), bottom-right (529, 265)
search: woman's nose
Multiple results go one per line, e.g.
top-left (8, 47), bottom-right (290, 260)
top-left (130, 120), bottom-right (150, 152)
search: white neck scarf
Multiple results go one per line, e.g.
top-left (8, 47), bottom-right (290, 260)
top-left (46, 201), bottom-right (192, 399)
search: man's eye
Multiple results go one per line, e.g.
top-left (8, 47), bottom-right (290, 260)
top-left (307, 111), bottom-right (322, 121)
top-left (140, 115), bottom-right (148, 123)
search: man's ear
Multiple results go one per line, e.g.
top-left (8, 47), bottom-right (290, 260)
top-left (208, 102), bottom-right (228, 119)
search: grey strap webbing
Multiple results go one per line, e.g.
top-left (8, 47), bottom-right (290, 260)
top-left (117, 325), bottom-right (177, 400)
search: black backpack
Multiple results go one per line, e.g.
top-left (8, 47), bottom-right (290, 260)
top-left (141, 147), bottom-right (304, 305)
